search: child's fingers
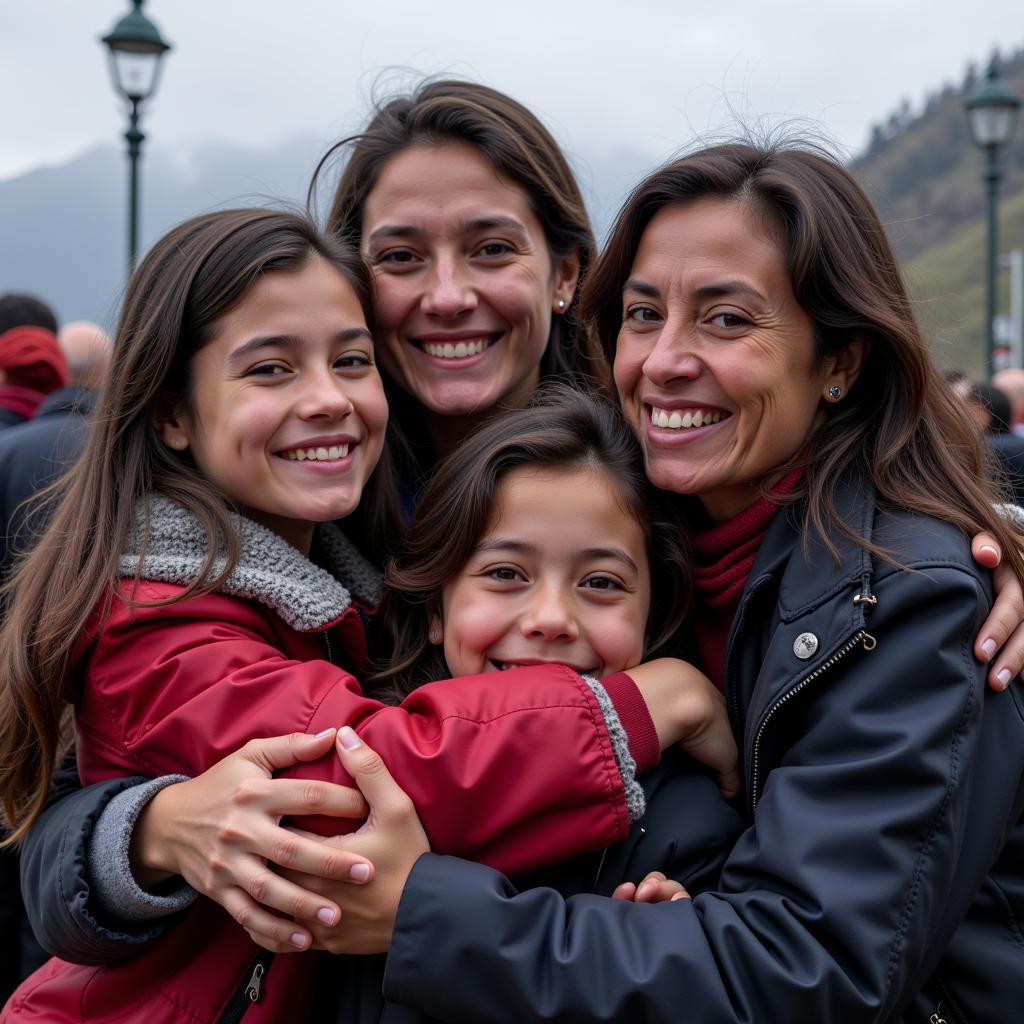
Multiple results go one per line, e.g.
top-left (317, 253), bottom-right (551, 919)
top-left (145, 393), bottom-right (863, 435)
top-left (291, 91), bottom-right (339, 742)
top-left (222, 849), bottom-right (344, 928)
top-left (220, 888), bottom-right (319, 953)
top-left (250, 777), bottom-right (368, 822)
top-left (976, 556), bottom-right (1024, 691)
top-left (612, 881), bottom-right (637, 901)
top-left (240, 729), bottom-right (338, 774)
top-left (634, 871), bottom-right (689, 904)
top-left (335, 727), bottom-right (420, 824)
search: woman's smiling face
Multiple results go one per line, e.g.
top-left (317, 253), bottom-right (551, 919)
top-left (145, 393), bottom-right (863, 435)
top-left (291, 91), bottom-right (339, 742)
top-left (613, 198), bottom-right (839, 522)
top-left (361, 143), bottom-right (578, 421)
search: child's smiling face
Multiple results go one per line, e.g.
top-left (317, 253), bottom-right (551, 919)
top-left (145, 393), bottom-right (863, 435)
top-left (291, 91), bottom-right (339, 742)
top-left (433, 464), bottom-right (651, 679)
top-left (158, 256), bottom-right (388, 554)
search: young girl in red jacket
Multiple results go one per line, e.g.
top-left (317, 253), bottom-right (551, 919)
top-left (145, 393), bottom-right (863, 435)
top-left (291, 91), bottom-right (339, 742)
top-left (0, 209), bottom-right (732, 1023)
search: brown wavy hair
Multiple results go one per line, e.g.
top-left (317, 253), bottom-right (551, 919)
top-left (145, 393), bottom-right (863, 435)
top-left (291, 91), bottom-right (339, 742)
top-left (310, 79), bottom-right (609, 484)
top-left (368, 386), bottom-right (692, 703)
top-left (0, 208), bottom-right (394, 844)
top-left (582, 141), bottom-right (1024, 573)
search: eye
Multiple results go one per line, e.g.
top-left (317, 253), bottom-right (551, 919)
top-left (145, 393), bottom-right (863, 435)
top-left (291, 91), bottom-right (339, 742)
top-left (485, 565), bottom-right (526, 583)
top-left (248, 362), bottom-right (289, 378)
top-left (376, 248), bottom-right (420, 268)
top-left (623, 305), bottom-right (662, 325)
top-left (707, 310), bottom-right (751, 331)
top-left (334, 352), bottom-right (372, 370)
top-left (581, 574), bottom-right (624, 592)
top-left (476, 241), bottom-right (513, 258)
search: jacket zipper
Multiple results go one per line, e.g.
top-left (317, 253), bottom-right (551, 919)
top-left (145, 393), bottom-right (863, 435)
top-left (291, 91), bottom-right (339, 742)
top-left (750, 625), bottom-right (876, 810)
top-left (322, 630), bottom-right (334, 664)
top-left (217, 949), bottom-right (275, 1024)
top-left (930, 972), bottom-right (970, 1024)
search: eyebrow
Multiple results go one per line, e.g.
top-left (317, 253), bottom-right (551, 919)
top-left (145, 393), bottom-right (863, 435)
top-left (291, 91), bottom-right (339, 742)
top-left (365, 215), bottom-right (529, 248)
top-left (622, 277), bottom-right (768, 305)
top-left (475, 538), bottom-right (640, 575)
top-left (226, 328), bottom-right (373, 366)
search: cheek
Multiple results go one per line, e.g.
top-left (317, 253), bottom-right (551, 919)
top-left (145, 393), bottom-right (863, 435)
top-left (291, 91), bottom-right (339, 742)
top-left (592, 603), bottom-right (648, 671)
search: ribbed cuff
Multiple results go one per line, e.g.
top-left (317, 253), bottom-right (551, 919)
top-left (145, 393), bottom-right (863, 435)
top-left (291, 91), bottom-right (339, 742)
top-left (600, 671), bottom-right (661, 773)
top-left (88, 775), bottom-right (197, 923)
top-left (581, 675), bottom-right (645, 823)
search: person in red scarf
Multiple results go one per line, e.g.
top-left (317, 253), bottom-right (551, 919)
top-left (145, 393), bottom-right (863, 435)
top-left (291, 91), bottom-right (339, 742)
top-left (0, 294), bottom-right (68, 429)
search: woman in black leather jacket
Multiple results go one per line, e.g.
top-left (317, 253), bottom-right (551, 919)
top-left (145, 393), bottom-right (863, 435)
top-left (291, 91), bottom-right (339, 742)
top-left (13, 143), bottom-right (1024, 1023)
top-left (279, 144), bottom-right (1024, 1023)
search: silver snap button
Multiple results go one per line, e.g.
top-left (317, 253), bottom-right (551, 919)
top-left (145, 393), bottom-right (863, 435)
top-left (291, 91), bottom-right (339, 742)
top-left (793, 632), bottom-right (819, 659)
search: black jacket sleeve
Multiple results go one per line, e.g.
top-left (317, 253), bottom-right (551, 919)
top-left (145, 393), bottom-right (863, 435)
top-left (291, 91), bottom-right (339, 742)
top-left (20, 766), bottom-right (177, 964)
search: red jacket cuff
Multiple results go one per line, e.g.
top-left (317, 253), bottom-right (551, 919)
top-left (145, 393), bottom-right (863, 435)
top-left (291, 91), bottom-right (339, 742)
top-left (600, 672), bottom-right (660, 772)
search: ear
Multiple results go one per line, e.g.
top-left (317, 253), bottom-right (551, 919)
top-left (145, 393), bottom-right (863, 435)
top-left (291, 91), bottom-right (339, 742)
top-left (823, 338), bottom-right (869, 399)
top-left (427, 611), bottom-right (444, 646)
top-left (551, 248), bottom-right (582, 314)
top-left (152, 394), bottom-right (191, 453)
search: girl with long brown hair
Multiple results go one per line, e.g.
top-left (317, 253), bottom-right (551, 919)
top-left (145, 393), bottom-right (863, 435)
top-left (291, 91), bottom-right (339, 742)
top-left (0, 208), bottom-right (733, 1023)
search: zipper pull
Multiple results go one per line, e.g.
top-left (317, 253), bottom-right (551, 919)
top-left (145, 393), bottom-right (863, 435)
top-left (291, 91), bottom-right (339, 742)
top-left (245, 962), bottom-right (265, 1003)
top-left (861, 632), bottom-right (877, 651)
top-left (929, 1006), bottom-right (947, 1024)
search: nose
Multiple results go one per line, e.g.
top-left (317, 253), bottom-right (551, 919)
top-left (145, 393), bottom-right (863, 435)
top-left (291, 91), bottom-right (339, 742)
top-left (641, 317), bottom-right (703, 388)
top-left (297, 367), bottom-right (353, 421)
top-left (420, 254), bottom-right (477, 319)
top-left (519, 584), bottom-right (579, 644)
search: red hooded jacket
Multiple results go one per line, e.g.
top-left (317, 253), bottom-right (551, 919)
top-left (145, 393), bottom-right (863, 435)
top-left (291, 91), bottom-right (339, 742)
top-left (5, 498), bottom-right (655, 1023)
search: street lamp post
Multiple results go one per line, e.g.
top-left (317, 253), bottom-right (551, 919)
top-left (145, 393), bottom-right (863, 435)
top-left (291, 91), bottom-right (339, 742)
top-left (101, 1), bottom-right (171, 276)
top-left (965, 58), bottom-right (1021, 379)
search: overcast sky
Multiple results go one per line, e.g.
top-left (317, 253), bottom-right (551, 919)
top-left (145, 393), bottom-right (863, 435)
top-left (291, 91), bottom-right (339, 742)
top-left (3, 1), bottom-right (1021, 183)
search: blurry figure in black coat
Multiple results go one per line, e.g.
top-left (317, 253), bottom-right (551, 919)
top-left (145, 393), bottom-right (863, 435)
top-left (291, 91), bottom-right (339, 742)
top-left (968, 380), bottom-right (1024, 504)
top-left (0, 319), bottom-right (109, 1000)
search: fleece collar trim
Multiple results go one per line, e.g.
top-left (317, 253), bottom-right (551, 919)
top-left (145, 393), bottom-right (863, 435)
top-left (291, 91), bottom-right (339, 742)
top-left (118, 494), bottom-right (381, 632)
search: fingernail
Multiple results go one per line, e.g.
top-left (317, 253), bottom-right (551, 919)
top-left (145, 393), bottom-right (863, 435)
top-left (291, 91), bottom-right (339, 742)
top-left (315, 727), bottom-right (335, 738)
top-left (997, 668), bottom-right (1013, 690)
top-left (316, 907), bottom-right (336, 925)
top-left (981, 638), bottom-right (997, 660)
top-left (291, 932), bottom-right (309, 948)
top-left (338, 726), bottom-right (362, 751)
top-left (981, 545), bottom-right (1000, 560)
top-left (636, 881), bottom-right (652, 898)
top-left (670, 892), bottom-right (688, 902)
top-left (349, 862), bottom-right (371, 882)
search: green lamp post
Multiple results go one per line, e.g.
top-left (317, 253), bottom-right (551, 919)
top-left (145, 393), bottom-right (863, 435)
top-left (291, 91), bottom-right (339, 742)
top-left (965, 58), bottom-right (1021, 378)
top-left (101, 0), bottom-right (172, 275)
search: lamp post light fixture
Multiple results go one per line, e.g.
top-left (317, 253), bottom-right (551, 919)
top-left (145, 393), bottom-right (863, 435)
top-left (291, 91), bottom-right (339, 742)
top-left (965, 58), bottom-right (1021, 379)
top-left (101, 0), bottom-right (171, 275)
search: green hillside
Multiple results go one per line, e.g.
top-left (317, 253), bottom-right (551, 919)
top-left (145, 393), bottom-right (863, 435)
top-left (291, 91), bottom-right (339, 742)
top-left (850, 45), bottom-right (1024, 376)
top-left (904, 189), bottom-right (1024, 374)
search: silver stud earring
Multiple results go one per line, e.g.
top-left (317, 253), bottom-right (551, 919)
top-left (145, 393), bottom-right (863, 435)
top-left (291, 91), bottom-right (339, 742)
top-left (429, 626), bottom-right (442, 644)
top-left (557, 299), bottom-right (566, 311)
top-left (827, 385), bottom-right (842, 401)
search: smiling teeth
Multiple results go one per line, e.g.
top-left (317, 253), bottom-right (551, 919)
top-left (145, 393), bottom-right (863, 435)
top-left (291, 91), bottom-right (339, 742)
top-left (422, 338), bottom-right (493, 359)
top-left (284, 444), bottom-right (350, 461)
top-left (650, 407), bottom-right (724, 430)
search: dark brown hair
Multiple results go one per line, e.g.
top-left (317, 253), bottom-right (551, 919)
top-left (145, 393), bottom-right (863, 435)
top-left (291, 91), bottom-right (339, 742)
top-left (310, 79), bottom-right (609, 473)
top-left (0, 208), bottom-right (393, 844)
top-left (369, 386), bottom-right (691, 702)
top-left (582, 142), bottom-right (1024, 572)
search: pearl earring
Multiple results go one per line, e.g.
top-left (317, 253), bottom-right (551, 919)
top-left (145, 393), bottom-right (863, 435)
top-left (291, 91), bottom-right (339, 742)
top-left (557, 299), bottom-right (566, 311)
top-left (827, 385), bottom-right (842, 401)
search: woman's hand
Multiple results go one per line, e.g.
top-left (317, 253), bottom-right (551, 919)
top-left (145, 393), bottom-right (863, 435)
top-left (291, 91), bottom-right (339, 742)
top-left (132, 729), bottom-right (372, 952)
top-left (625, 659), bottom-right (740, 798)
top-left (281, 728), bottom-right (430, 955)
top-left (971, 532), bottom-right (1024, 690)
top-left (613, 870), bottom-right (690, 903)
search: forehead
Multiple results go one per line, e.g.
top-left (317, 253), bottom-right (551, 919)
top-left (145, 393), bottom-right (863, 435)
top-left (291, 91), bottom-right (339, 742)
top-left (362, 143), bottom-right (541, 238)
top-left (629, 198), bottom-right (789, 292)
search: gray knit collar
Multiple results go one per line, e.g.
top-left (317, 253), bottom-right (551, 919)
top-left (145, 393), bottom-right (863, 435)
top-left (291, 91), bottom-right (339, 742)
top-left (118, 495), bottom-right (381, 632)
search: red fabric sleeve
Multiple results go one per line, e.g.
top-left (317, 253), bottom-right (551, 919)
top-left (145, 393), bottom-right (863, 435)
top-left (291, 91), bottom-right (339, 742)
top-left (75, 588), bottom-right (631, 876)
top-left (600, 672), bottom-right (661, 772)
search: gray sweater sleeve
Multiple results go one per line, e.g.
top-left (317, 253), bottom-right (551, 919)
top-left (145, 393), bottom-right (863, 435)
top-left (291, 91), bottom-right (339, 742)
top-left (88, 775), bottom-right (198, 922)
top-left (582, 675), bottom-right (646, 823)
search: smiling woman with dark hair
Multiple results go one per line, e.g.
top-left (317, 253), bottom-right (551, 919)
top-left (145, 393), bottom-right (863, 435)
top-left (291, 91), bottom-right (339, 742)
top-left (293, 142), bottom-right (1024, 1023)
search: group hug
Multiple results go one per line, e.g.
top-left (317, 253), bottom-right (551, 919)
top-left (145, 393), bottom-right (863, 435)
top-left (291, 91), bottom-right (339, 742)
top-left (1, 79), bottom-right (1023, 1023)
